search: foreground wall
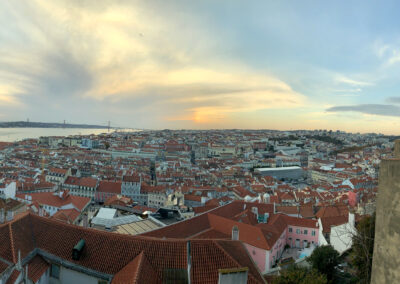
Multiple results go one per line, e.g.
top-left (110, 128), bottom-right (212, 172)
top-left (371, 157), bottom-right (400, 283)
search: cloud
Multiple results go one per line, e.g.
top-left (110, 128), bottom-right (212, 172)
top-left (373, 41), bottom-right (400, 67)
top-left (326, 104), bottom-right (400, 117)
top-left (336, 94), bottom-right (360, 97)
top-left (386, 97), bottom-right (400, 104)
top-left (0, 0), bottom-right (306, 127)
top-left (333, 88), bottom-right (362, 93)
top-left (335, 75), bottom-right (373, 86)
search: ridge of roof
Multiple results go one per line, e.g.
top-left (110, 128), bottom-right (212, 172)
top-left (8, 223), bottom-right (16, 264)
top-left (0, 213), bottom-right (264, 283)
top-left (213, 240), bottom-right (243, 270)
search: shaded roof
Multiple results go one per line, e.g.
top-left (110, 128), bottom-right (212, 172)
top-left (64, 176), bottom-right (97, 188)
top-left (144, 201), bottom-right (317, 251)
top-left (97, 181), bottom-right (122, 194)
top-left (315, 205), bottom-right (349, 219)
top-left (16, 191), bottom-right (90, 211)
top-left (0, 213), bottom-right (265, 284)
top-left (320, 215), bottom-right (349, 233)
top-left (48, 168), bottom-right (68, 175)
top-left (52, 209), bottom-right (81, 224)
top-left (28, 255), bottom-right (49, 283)
top-left (0, 198), bottom-right (25, 211)
top-left (111, 252), bottom-right (160, 284)
top-left (122, 175), bottom-right (140, 183)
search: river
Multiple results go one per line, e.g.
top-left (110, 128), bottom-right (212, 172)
top-left (0, 128), bottom-right (117, 142)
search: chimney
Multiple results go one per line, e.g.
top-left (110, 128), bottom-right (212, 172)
top-left (232, 225), bottom-right (239, 240)
top-left (72, 239), bottom-right (85, 260)
top-left (394, 140), bottom-right (400, 158)
top-left (17, 250), bottom-right (22, 270)
top-left (251, 207), bottom-right (258, 219)
top-left (83, 214), bottom-right (88, 228)
top-left (25, 265), bottom-right (28, 283)
top-left (187, 241), bottom-right (192, 284)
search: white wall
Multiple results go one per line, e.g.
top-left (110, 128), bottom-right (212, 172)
top-left (317, 219), bottom-right (329, 246)
top-left (49, 266), bottom-right (103, 284)
top-left (330, 213), bottom-right (356, 254)
top-left (36, 268), bottom-right (49, 284)
top-left (0, 182), bottom-right (16, 199)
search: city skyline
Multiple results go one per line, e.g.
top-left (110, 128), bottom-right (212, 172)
top-left (2, 1), bottom-right (400, 133)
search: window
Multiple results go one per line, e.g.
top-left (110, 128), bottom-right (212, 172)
top-left (296, 229), bottom-right (300, 234)
top-left (288, 227), bottom-right (292, 233)
top-left (312, 230), bottom-right (316, 236)
top-left (304, 229), bottom-right (308, 235)
top-left (50, 264), bottom-right (60, 279)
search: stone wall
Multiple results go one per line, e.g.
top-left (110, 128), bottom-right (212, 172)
top-left (371, 140), bottom-right (400, 283)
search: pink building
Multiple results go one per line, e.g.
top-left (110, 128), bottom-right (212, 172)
top-left (95, 180), bottom-right (122, 203)
top-left (348, 191), bottom-right (358, 207)
top-left (258, 214), bottom-right (319, 271)
top-left (142, 201), bottom-right (320, 274)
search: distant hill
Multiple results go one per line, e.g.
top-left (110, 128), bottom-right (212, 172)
top-left (0, 121), bottom-right (110, 129)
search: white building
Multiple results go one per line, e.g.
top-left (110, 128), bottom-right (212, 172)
top-left (121, 175), bottom-right (142, 201)
top-left (318, 212), bottom-right (356, 254)
top-left (0, 182), bottom-right (16, 199)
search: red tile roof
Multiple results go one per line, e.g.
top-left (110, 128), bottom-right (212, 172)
top-left (0, 214), bottom-right (264, 283)
top-left (0, 259), bottom-right (8, 274)
top-left (16, 191), bottom-right (90, 212)
top-left (105, 195), bottom-right (134, 207)
top-left (97, 181), bottom-right (122, 194)
top-left (111, 252), bottom-right (160, 284)
top-left (28, 255), bottom-right (49, 283)
top-left (315, 205), bottom-right (349, 219)
top-left (320, 215), bottom-right (348, 233)
top-left (144, 201), bottom-right (316, 253)
top-left (6, 270), bottom-right (20, 284)
top-left (185, 194), bottom-right (203, 202)
top-left (52, 209), bottom-right (81, 224)
top-left (64, 177), bottom-right (97, 188)
top-left (49, 168), bottom-right (68, 175)
top-left (122, 175), bottom-right (140, 183)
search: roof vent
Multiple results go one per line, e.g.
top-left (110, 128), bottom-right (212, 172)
top-left (72, 239), bottom-right (85, 260)
top-left (232, 225), bottom-right (239, 241)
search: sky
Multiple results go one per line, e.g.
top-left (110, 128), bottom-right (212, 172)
top-left (1, 1), bottom-right (400, 133)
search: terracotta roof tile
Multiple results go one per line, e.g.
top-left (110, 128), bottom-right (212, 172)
top-left (320, 215), bottom-right (348, 233)
top-left (97, 181), bottom-right (122, 194)
top-left (28, 255), bottom-right (49, 283)
top-left (52, 209), bottom-right (81, 224)
top-left (0, 259), bottom-right (9, 274)
top-left (6, 270), bottom-right (20, 284)
top-left (0, 214), bottom-right (264, 283)
top-left (112, 252), bottom-right (160, 284)
top-left (16, 191), bottom-right (90, 212)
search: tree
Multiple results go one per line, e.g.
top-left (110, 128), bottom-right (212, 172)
top-left (273, 265), bottom-right (327, 284)
top-left (350, 213), bottom-right (375, 284)
top-left (307, 245), bottom-right (339, 281)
